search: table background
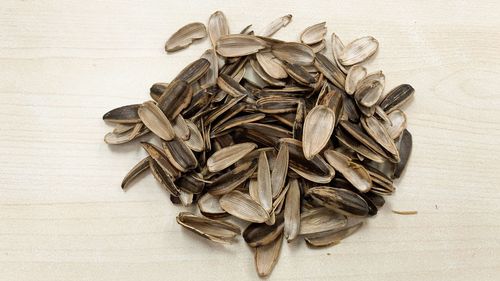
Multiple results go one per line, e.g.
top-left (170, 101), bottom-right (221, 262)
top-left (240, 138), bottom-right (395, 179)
top-left (1, 1), bottom-right (500, 280)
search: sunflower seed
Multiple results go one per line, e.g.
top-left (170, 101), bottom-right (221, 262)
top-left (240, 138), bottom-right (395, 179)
top-left (384, 109), bottom-right (407, 139)
top-left (216, 34), bottom-right (268, 57)
top-left (339, 36), bottom-right (379, 66)
top-left (198, 193), bottom-right (226, 218)
top-left (299, 207), bottom-right (347, 235)
top-left (302, 105), bottom-right (336, 160)
top-left (306, 187), bottom-right (370, 217)
top-left (208, 162), bottom-right (257, 196)
top-left (256, 151), bottom-right (273, 212)
top-left (324, 149), bottom-right (372, 193)
top-left (121, 156), bottom-right (151, 189)
top-left (271, 143), bottom-right (289, 198)
top-left (207, 142), bottom-right (257, 172)
top-left (256, 52), bottom-right (288, 79)
top-left (138, 101), bottom-right (175, 141)
top-left (394, 129), bottom-right (412, 178)
top-left (244, 215), bottom-right (285, 247)
top-left (284, 179), bottom-right (300, 241)
top-left (176, 212), bottom-right (240, 243)
top-left (141, 142), bottom-right (180, 179)
top-left (380, 84), bottom-right (415, 111)
top-left (272, 42), bottom-right (315, 66)
top-left (314, 53), bottom-right (345, 89)
top-left (220, 190), bottom-right (270, 223)
top-left (103, 104), bottom-right (141, 124)
top-left (174, 58), bottom-right (211, 84)
top-left (208, 11), bottom-right (229, 47)
top-left (305, 221), bottom-right (363, 247)
top-left (345, 65), bottom-right (367, 95)
top-left (300, 22), bottom-right (327, 45)
top-left (162, 137), bottom-right (198, 172)
top-left (260, 14), bottom-right (292, 37)
top-left (165, 22), bottom-right (207, 52)
top-left (149, 159), bottom-right (180, 196)
top-left (255, 233), bottom-right (283, 277)
top-left (282, 61), bottom-right (316, 85)
top-left (184, 120), bottom-right (205, 152)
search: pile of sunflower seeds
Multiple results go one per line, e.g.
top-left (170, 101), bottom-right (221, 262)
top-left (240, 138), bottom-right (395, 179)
top-left (103, 11), bottom-right (414, 277)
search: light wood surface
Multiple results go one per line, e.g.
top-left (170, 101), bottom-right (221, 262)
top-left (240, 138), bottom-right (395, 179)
top-left (1, 1), bottom-right (500, 280)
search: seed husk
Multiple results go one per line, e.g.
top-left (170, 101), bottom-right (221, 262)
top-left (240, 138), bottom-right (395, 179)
top-left (208, 161), bottom-right (257, 196)
top-left (104, 122), bottom-right (146, 145)
top-left (260, 14), bottom-right (292, 37)
top-left (385, 109), bottom-right (407, 139)
top-left (256, 96), bottom-right (299, 114)
top-left (331, 33), bottom-right (348, 74)
top-left (394, 129), bottom-right (412, 178)
top-left (150, 83), bottom-right (169, 101)
top-left (284, 179), bottom-right (300, 241)
top-left (220, 190), bottom-right (270, 223)
top-left (361, 116), bottom-right (399, 158)
top-left (257, 151), bottom-right (273, 212)
top-left (345, 65), bottom-right (367, 95)
top-left (283, 61), bottom-right (316, 85)
top-left (256, 51), bottom-right (288, 79)
top-left (272, 42), bottom-right (315, 66)
top-left (244, 215), bottom-right (285, 247)
top-left (300, 22), bottom-right (327, 45)
top-left (299, 207), bottom-right (347, 235)
top-left (138, 101), bottom-right (175, 141)
top-left (249, 58), bottom-right (287, 87)
top-left (306, 187), bottom-right (370, 217)
top-left (121, 156), bottom-right (151, 189)
top-left (141, 142), bottom-right (180, 179)
top-left (254, 233), bottom-right (283, 278)
top-left (176, 172), bottom-right (205, 194)
top-left (324, 150), bottom-right (372, 193)
top-left (217, 73), bottom-right (249, 97)
top-left (176, 212), bottom-right (240, 243)
top-left (149, 159), bottom-right (180, 196)
top-left (212, 113), bottom-right (265, 136)
top-left (339, 36), bottom-right (379, 66)
top-left (198, 193), bottom-right (226, 218)
top-left (174, 58), bottom-right (211, 84)
top-left (380, 84), bottom-right (415, 111)
top-left (208, 11), bottom-right (229, 47)
top-left (165, 22), bottom-right (207, 52)
top-left (103, 104), bottom-right (141, 124)
top-left (305, 221), bottom-right (363, 247)
top-left (302, 105), bottom-right (336, 160)
top-left (216, 34), bottom-right (268, 57)
top-left (162, 137), bottom-right (198, 172)
top-left (184, 120), bottom-right (205, 152)
top-left (271, 142), bottom-right (289, 198)
top-left (314, 53), bottom-right (345, 89)
top-left (207, 142), bottom-right (257, 172)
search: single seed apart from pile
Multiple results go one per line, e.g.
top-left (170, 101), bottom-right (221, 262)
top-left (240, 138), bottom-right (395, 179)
top-left (103, 11), bottom-right (415, 278)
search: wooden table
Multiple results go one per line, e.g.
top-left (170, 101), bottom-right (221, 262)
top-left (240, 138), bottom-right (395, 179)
top-left (2, 1), bottom-right (499, 280)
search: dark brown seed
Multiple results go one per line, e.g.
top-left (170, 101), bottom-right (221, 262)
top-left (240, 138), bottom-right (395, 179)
top-left (150, 83), bottom-right (169, 101)
top-left (217, 73), bottom-right (250, 97)
top-left (380, 84), bottom-right (415, 111)
top-left (157, 80), bottom-right (193, 120)
top-left (314, 53), bottom-right (345, 89)
top-left (141, 142), bottom-right (180, 179)
top-left (102, 104), bottom-right (141, 124)
top-left (244, 215), bottom-right (285, 247)
top-left (394, 129), bottom-right (412, 178)
top-left (174, 58), bottom-right (211, 84)
top-left (162, 138), bottom-right (198, 172)
top-left (149, 159), bottom-right (180, 196)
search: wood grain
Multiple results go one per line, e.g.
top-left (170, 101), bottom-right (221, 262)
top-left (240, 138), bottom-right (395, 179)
top-left (1, 0), bottom-right (500, 280)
